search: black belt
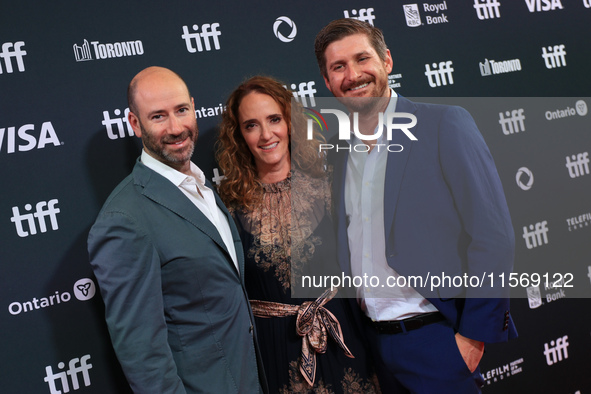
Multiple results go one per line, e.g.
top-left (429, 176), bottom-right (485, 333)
top-left (369, 312), bottom-right (445, 335)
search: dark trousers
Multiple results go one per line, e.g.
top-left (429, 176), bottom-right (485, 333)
top-left (366, 319), bottom-right (484, 394)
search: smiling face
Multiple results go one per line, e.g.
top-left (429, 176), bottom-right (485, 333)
top-left (322, 33), bottom-right (393, 108)
top-left (238, 91), bottom-right (290, 183)
top-left (128, 67), bottom-right (198, 175)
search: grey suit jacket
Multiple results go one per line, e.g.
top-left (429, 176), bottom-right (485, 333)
top-left (88, 158), bottom-right (264, 393)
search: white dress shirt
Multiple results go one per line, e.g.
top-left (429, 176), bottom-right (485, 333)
top-left (141, 150), bottom-right (239, 273)
top-left (345, 90), bottom-right (437, 321)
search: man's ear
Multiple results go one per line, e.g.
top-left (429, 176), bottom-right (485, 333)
top-left (128, 111), bottom-right (142, 138)
top-left (384, 49), bottom-right (393, 74)
top-left (323, 75), bottom-right (331, 93)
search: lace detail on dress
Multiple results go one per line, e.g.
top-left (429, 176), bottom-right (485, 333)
top-left (238, 170), bottom-right (331, 293)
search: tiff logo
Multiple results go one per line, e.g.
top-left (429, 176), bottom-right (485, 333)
top-left (542, 45), bottom-right (567, 69)
top-left (288, 81), bottom-right (317, 107)
top-left (522, 220), bottom-right (549, 249)
top-left (102, 108), bottom-right (134, 140)
top-left (566, 152), bottom-right (590, 178)
top-left (499, 109), bottom-right (525, 135)
top-left (182, 23), bottom-right (221, 53)
top-left (211, 168), bottom-right (226, 186)
top-left (585, 0), bottom-right (591, 8)
top-left (474, 0), bottom-right (501, 19)
top-left (10, 199), bottom-right (60, 238)
top-left (0, 41), bottom-right (26, 74)
top-left (343, 8), bottom-right (376, 25)
top-left (44, 354), bottom-right (92, 394)
top-left (424, 61), bottom-right (454, 88)
top-left (543, 336), bottom-right (569, 366)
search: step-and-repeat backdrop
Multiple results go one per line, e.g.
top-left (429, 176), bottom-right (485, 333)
top-left (1, 1), bottom-right (590, 393)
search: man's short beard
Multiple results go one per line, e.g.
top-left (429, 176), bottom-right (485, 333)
top-left (140, 121), bottom-right (197, 164)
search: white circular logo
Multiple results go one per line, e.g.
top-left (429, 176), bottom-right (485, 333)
top-left (575, 100), bottom-right (588, 116)
top-left (516, 167), bottom-right (534, 191)
top-left (74, 278), bottom-right (96, 301)
top-left (273, 16), bottom-right (297, 43)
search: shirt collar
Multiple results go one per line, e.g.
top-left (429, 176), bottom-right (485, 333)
top-left (140, 150), bottom-right (206, 187)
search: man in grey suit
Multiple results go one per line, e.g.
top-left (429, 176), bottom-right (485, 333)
top-left (88, 66), bottom-right (266, 393)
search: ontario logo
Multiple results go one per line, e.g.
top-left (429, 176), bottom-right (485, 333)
top-left (301, 98), bottom-right (417, 153)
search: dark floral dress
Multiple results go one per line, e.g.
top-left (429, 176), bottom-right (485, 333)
top-left (232, 170), bottom-right (380, 394)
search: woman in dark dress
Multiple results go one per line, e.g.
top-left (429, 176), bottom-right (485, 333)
top-left (216, 76), bottom-right (380, 393)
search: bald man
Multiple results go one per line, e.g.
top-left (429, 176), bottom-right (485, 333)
top-left (88, 67), bottom-right (267, 393)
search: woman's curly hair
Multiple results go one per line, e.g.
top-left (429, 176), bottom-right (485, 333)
top-left (216, 75), bottom-right (325, 211)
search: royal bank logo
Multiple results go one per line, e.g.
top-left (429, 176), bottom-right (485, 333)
top-left (522, 220), bottom-right (549, 249)
top-left (182, 23), bottom-right (222, 52)
top-left (73, 39), bottom-right (144, 62)
top-left (273, 16), bottom-right (297, 43)
top-left (403, 2), bottom-right (449, 27)
top-left (526, 285), bottom-right (542, 308)
top-left (10, 199), bottom-right (60, 238)
top-left (525, 0), bottom-right (563, 12)
top-left (566, 152), bottom-right (590, 178)
top-left (474, 0), bottom-right (501, 19)
top-left (543, 335), bottom-right (569, 366)
top-left (499, 109), bottom-right (525, 135)
top-left (403, 4), bottom-right (421, 26)
top-left (516, 167), bottom-right (534, 191)
top-left (482, 358), bottom-right (523, 385)
top-left (343, 8), bottom-right (376, 25)
top-left (44, 355), bottom-right (92, 394)
top-left (542, 44), bottom-right (567, 69)
top-left (527, 278), bottom-right (568, 309)
top-left (1, 121), bottom-right (62, 154)
top-left (480, 58), bottom-right (522, 76)
top-left (286, 81), bottom-right (317, 107)
top-left (0, 41), bottom-right (26, 74)
top-left (424, 61), bottom-right (454, 88)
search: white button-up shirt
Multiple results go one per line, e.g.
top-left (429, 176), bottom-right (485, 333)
top-left (345, 90), bottom-right (436, 321)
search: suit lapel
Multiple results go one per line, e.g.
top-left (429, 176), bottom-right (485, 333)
top-left (383, 96), bottom-right (418, 242)
top-left (133, 161), bottom-right (236, 271)
top-left (208, 179), bottom-right (246, 280)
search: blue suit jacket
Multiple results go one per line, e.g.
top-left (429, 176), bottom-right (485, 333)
top-left (331, 96), bottom-right (517, 343)
top-left (88, 158), bottom-right (266, 393)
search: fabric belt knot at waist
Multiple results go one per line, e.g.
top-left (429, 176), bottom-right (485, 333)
top-left (250, 288), bottom-right (354, 387)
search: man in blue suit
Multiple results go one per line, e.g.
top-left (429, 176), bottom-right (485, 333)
top-left (88, 67), bottom-right (266, 393)
top-left (314, 19), bottom-right (516, 393)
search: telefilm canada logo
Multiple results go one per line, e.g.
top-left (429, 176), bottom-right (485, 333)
top-left (482, 357), bottom-right (523, 385)
top-left (302, 98), bottom-right (417, 153)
